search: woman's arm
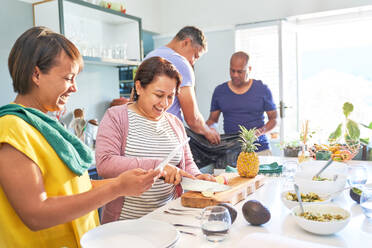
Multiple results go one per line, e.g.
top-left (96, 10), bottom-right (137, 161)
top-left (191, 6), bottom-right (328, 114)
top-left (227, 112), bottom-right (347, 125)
top-left (0, 143), bottom-right (159, 231)
top-left (95, 107), bottom-right (161, 178)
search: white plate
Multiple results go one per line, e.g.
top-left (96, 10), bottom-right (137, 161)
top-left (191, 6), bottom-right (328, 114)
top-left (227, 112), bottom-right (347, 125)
top-left (81, 219), bottom-right (179, 248)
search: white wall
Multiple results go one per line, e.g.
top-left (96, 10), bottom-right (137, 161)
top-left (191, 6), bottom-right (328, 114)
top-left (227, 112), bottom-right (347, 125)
top-left (156, 0), bottom-right (372, 34)
top-left (60, 64), bottom-right (119, 124)
top-left (124, 0), bottom-right (162, 33)
top-left (0, 0), bottom-right (33, 106)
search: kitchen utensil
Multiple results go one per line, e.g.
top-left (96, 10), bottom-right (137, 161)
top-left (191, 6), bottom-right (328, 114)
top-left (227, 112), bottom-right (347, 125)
top-left (169, 208), bottom-right (201, 213)
top-left (154, 138), bottom-right (190, 171)
top-left (294, 184), bottom-right (304, 214)
top-left (173, 223), bottom-right (200, 228)
top-left (163, 210), bottom-right (201, 219)
top-left (179, 230), bottom-right (197, 236)
top-left (313, 158), bottom-right (333, 179)
top-left (180, 177), bottom-right (231, 193)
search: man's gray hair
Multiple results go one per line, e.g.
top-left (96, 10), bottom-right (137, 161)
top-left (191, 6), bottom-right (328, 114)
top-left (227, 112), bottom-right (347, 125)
top-left (174, 26), bottom-right (207, 50)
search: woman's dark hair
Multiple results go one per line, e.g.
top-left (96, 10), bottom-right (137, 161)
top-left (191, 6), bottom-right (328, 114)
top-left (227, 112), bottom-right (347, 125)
top-left (132, 56), bottom-right (182, 101)
top-left (8, 26), bottom-right (83, 94)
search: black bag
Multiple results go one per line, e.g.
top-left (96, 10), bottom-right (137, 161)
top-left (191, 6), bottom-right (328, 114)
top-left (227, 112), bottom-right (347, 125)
top-left (186, 128), bottom-right (242, 169)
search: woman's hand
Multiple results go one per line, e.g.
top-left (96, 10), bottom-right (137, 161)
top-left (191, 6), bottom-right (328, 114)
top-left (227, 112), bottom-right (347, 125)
top-left (161, 165), bottom-right (195, 185)
top-left (196, 173), bottom-right (217, 182)
top-left (115, 168), bottom-right (160, 196)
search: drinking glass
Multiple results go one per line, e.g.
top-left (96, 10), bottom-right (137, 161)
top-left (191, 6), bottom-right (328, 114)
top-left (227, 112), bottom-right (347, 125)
top-left (283, 160), bottom-right (299, 182)
top-left (200, 206), bottom-right (231, 242)
top-left (347, 165), bottom-right (368, 187)
top-left (360, 184), bottom-right (372, 218)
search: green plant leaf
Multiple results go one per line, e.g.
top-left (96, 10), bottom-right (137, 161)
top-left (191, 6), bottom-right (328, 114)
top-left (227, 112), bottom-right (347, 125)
top-left (343, 102), bottom-right (354, 118)
top-left (360, 137), bottom-right (370, 145)
top-left (360, 122), bottom-right (372, 130)
top-left (328, 123), bottom-right (342, 141)
top-left (346, 119), bottom-right (360, 140)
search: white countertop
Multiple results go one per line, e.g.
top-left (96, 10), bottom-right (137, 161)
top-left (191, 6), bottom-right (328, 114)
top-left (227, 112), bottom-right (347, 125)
top-left (142, 157), bottom-right (372, 248)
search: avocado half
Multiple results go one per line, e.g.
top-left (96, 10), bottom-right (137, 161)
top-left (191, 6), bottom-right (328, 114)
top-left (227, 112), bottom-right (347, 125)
top-left (349, 187), bottom-right (362, 204)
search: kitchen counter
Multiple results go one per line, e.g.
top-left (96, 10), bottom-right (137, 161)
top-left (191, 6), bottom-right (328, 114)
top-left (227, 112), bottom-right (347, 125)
top-left (142, 157), bottom-right (372, 247)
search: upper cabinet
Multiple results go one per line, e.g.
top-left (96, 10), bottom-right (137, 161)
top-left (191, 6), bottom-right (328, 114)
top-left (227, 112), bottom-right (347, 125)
top-left (33, 0), bottom-right (143, 66)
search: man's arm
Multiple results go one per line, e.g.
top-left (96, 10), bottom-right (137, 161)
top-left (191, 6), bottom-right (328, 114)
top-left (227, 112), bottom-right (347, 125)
top-left (178, 86), bottom-right (220, 144)
top-left (256, 110), bottom-right (278, 137)
top-left (206, 110), bottom-right (221, 129)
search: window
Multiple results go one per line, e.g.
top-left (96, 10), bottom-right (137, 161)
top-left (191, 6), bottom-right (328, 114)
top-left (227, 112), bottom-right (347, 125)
top-left (235, 6), bottom-right (372, 145)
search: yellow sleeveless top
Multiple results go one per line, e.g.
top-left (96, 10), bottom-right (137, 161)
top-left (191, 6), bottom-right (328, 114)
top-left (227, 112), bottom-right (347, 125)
top-left (0, 115), bottom-right (99, 248)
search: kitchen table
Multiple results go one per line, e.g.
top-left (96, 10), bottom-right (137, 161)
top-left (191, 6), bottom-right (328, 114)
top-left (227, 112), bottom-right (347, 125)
top-left (142, 157), bottom-right (372, 248)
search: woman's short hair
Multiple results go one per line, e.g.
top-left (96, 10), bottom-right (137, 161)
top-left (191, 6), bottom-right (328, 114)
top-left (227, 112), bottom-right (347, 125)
top-left (8, 26), bottom-right (83, 94)
top-left (132, 57), bottom-right (182, 101)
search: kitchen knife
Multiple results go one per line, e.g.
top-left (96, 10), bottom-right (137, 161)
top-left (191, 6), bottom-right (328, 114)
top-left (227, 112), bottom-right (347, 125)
top-left (154, 137), bottom-right (190, 171)
top-left (180, 177), bottom-right (232, 193)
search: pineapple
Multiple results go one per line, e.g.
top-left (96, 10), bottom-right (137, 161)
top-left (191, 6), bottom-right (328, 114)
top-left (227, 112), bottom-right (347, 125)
top-left (236, 125), bottom-right (260, 178)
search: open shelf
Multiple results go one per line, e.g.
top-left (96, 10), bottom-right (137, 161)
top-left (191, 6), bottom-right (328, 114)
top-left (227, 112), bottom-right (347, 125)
top-left (83, 56), bottom-right (141, 66)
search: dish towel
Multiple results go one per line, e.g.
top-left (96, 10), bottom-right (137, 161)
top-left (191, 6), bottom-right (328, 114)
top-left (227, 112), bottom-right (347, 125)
top-left (0, 104), bottom-right (93, 175)
top-left (225, 162), bottom-right (283, 176)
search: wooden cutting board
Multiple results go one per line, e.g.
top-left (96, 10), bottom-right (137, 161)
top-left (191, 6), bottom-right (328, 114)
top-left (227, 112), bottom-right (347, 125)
top-left (181, 173), bottom-right (265, 208)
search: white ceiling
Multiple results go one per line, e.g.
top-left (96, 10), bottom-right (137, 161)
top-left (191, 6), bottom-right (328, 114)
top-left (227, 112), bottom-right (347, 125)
top-left (18, 0), bottom-right (40, 3)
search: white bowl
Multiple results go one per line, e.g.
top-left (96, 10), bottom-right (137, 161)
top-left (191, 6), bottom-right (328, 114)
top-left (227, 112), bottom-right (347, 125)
top-left (299, 160), bottom-right (347, 174)
top-left (281, 190), bottom-right (332, 210)
top-left (294, 170), bottom-right (347, 198)
top-left (291, 204), bottom-right (350, 235)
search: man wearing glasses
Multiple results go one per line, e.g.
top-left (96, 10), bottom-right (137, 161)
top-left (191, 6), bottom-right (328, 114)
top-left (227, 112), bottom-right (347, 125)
top-left (206, 51), bottom-right (277, 155)
top-left (146, 26), bottom-right (220, 145)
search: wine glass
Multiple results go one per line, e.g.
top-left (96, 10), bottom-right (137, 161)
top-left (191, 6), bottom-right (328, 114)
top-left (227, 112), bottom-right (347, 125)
top-left (200, 206), bottom-right (231, 242)
top-left (360, 184), bottom-right (372, 218)
top-left (347, 165), bottom-right (368, 187)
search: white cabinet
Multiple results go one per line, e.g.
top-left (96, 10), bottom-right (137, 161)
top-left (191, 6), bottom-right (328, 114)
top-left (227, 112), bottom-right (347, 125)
top-left (33, 0), bottom-right (142, 66)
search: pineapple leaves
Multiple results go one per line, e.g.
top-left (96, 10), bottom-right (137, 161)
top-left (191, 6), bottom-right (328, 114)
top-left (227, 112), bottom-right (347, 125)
top-left (238, 125), bottom-right (259, 153)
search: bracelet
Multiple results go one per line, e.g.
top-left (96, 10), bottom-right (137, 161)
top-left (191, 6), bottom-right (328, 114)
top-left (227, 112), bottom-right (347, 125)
top-left (208, 123), bottom-right (218, 130)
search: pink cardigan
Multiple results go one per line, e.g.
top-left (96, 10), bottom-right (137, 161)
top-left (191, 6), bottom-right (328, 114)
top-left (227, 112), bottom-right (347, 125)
top-left (95, 104), bottom-right (200, 223)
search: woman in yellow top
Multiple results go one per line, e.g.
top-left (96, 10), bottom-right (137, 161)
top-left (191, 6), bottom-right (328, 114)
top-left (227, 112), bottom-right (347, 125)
top-left (0, 27), bottom-right (160, 248)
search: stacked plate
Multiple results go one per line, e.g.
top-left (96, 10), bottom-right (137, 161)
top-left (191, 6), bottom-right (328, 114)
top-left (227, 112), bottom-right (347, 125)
top-left (81, 219), bottom-right (179, 248)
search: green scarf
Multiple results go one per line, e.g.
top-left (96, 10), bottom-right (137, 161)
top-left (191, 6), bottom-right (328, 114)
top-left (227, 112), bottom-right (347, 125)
top-left (0, 104), bottom-right (93, 176)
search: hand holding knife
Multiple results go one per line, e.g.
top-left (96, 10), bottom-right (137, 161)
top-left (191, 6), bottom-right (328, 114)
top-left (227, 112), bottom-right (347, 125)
top-left (154, 137), bottom-right (231, 193)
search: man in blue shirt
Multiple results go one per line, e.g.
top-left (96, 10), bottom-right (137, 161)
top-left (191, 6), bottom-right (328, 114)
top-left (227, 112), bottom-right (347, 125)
top-left (146, 26), bottom-right (220, 144)
top-left (206, 51), bottom-right (277, 155)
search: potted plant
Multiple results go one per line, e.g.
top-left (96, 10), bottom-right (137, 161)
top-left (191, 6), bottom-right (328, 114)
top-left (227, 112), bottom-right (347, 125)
top-left (328, 102), bottom-right (370, 161)
top-left (282, 140), bottom-right (302, 157)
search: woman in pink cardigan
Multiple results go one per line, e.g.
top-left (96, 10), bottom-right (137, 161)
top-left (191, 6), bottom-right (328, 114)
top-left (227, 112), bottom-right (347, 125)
top-left (96, 57), bottom-right (215, 223)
